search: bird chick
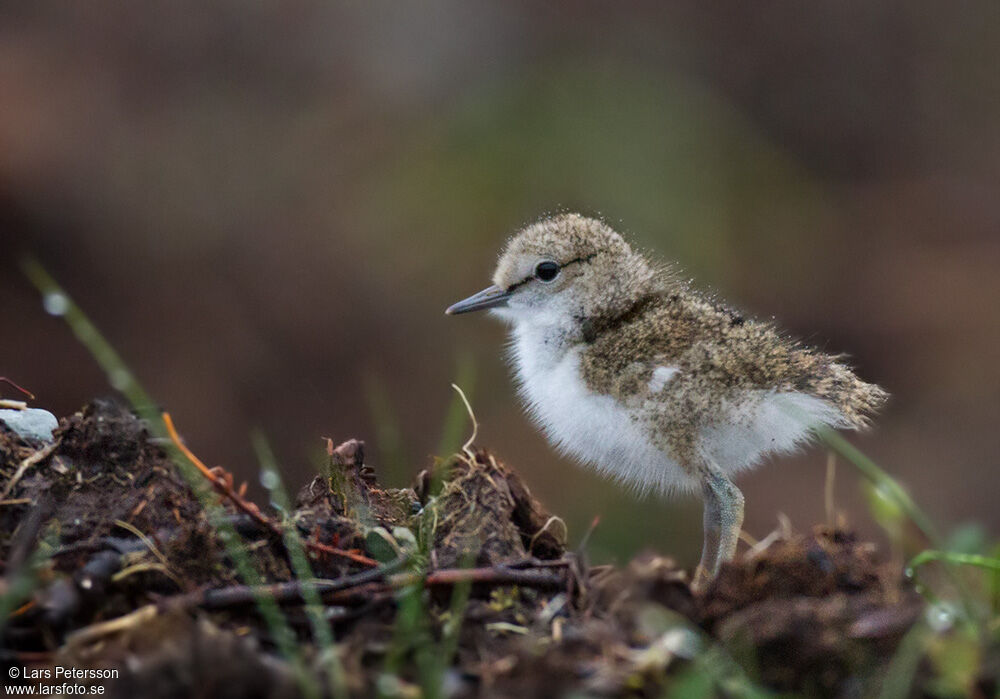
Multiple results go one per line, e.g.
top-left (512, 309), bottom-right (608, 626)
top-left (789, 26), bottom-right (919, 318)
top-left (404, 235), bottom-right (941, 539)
top-left (446, 213), bottom-right (887, 589)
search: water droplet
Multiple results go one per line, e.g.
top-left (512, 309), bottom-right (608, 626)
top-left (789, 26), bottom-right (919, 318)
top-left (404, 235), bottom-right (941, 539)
top-left (43, 292), bottom-right (69, 316)
top-left (925, 601), bottom-right (956, 632)
top-left (109, 369), bottom-right (131, 390)
top-left (259, 469), bottom-right (280, 490)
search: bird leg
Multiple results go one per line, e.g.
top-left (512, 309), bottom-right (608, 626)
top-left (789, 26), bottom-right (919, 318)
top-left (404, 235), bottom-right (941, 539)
top-left (692, 465), bottom-right (744, 592)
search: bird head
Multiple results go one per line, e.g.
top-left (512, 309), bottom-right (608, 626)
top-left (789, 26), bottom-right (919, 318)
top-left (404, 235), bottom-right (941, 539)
top-left (446, 214), bottom-right (658, 330)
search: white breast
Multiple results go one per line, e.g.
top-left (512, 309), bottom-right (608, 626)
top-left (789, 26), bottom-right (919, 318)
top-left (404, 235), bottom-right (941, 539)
top-left (509, 326), bottom-right (692, 495)
top-left (504, 319), bottom-right (850, 495)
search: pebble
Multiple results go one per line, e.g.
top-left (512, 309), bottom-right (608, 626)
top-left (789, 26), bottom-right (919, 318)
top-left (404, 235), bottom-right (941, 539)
top-left (0, 408), bottom-right (60, 442)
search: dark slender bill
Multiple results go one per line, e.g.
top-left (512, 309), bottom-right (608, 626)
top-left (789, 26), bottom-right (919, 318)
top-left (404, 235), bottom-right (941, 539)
top-left (445, 285), bottom-right (511, 315)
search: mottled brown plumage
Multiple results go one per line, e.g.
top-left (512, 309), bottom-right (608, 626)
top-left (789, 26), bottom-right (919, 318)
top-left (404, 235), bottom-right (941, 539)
top-left (580, 288), bottom-right (887, 454)
top-left (448, 212), bottom-right (887, 589)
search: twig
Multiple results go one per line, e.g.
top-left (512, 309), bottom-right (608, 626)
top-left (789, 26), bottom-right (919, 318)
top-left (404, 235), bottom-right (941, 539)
top-left (112, 561), bottom-right (183, 589)
top-left (422, 565), bottom-right (566, 590)
top-left (506, 557), bottom-right (572, 570)
top-left (162, 412), bottom-right (377, 567)
top-left (0, 441), bottom-right (59, 500)
top-left (745, 513), bottom-right (793, 560)
top-left (0, 377), bottom-right (35, 400)
top-left (171, 558), bottom-right (406, 611)
top-left (451, 383), bottom-right (478, 461)
top-left (529, 515), bottom-right (569, 552)
top-left (159, 560), bottom-right (567, 614)
top-left (114, 519), bottom-right (172, 570)
top-left (64, 604), bottom-right (158, 648)
top-left (302, 539), bottom-right (377, 566)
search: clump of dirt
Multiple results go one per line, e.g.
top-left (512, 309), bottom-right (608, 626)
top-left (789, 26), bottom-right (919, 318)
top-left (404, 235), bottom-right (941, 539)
top-left (0, 400), bottom-right (983, 697)
top-left (591, 533), bottom-right (924, 695)
top-left (293, 438), bottom-right (418, 578)
top-left (424, 449), bottom-right (566, 568)
top-left (2, 401), bottom-right (234, 589)
top-left (58, 612), bottom-right (301, 699)
top-left (702, 530), bottom-right (923, 692)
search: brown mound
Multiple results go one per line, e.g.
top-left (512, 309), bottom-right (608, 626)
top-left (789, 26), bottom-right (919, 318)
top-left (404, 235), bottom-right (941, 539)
top-left (2, 400), bottom-right (977, 697)
top-left (426, 449), bottom-right (566, 568)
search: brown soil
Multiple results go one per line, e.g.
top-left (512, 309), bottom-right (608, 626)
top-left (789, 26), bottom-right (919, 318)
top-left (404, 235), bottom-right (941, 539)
top-left (0, 401), bottom-right (945, 697)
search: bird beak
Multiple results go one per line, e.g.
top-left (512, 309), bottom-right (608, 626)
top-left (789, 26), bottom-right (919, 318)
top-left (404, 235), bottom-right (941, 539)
top-left (445, 285), bottom-right (511, 315)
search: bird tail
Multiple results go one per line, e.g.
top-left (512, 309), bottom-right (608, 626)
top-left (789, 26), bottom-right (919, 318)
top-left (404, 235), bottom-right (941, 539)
top-left (815, 363), bottom-right (889, 429)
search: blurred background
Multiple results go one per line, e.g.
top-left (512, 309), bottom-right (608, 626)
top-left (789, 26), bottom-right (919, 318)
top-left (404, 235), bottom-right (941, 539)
top-left (2, 1), bottom-right (998, 565)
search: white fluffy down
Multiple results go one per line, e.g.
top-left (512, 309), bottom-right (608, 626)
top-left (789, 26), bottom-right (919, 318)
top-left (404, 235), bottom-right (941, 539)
top-left (648, 366), bottom-right (680, 393)
top-left (699, 391), bottom-right (851, 475)
top-left (508, 322), bottom-right (849, 495)
top-left (513, 339), bottom-right (685, 494)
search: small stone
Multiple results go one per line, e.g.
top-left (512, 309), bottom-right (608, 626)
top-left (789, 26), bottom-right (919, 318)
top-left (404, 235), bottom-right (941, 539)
top-left (0, 408), bottom-right (59, 442)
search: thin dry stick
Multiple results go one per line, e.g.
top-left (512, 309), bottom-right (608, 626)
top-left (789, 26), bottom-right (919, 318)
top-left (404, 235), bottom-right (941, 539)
top-left (745, 513), bottom-right (794, 560)
top-left (451, 383), bottom-right (478, 461)
top-left (423, 566), bottom-right (566, 590)
top-left (529, 515), bottom-right (569, 552)
top-left (112, 561), bottom-right (183, 588)
top-left (746, 528), bottom-right (782, 560)
top-left (114, 519), bottom-right (172, 570)
top-left (171, 559), bottom-right (404, 611)
top-left (0, 377), bottom-right (35, 400)
top-left (0, 441), bottom-right (59, 500)
top-left (170, 563), bottom-right (568, 612)
top-left (64, 605), bottom-right (159, 649)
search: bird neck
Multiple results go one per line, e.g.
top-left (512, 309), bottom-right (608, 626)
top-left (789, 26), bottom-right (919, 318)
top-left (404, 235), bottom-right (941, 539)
top-left (509, 288), bottom-right (666, 367)
top-left (505, 256), bottom-right (674, 362)
top-left (577, 293), bottom-right (663, 344)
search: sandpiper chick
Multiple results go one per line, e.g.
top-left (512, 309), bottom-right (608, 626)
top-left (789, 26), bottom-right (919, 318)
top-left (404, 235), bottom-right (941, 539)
top-left (446, 213), bottom-right (887, 589)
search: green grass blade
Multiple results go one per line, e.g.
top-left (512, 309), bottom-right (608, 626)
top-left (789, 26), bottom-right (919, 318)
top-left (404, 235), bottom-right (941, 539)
top-left (20, 257), bottom-right (319, 697)
top-left (252, 430), bottom-right (348, 699)
top-left (908, 550), bottom-right (1000, 573)
top-left (426, 552), bottom-right (475, 697)
top-left (817, 428), bottom-right (941, 546)
top-left (379, 571), bottom-right (433, 698)
top-left (877, 622), bottom-right (928, 699)
top-left (364, 375), bottom-right (409, 486)
top-left (20, 256), bottom-right (162, 435)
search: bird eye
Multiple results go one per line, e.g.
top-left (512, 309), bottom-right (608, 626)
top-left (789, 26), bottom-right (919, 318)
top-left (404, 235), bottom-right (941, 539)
top-left (534, 260), bottom-right (560, 283)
